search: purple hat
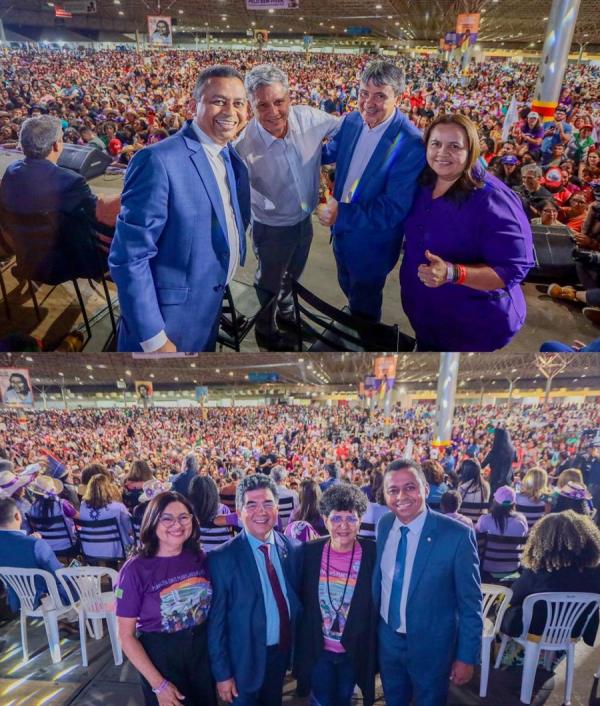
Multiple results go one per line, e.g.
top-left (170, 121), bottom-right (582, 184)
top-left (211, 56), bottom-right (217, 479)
top-left (493, 485), bottom-right (516, 505)
top-left (501, 155), bottom-right (519, 165)
top-left (559, 481), bottom-right (591, 500)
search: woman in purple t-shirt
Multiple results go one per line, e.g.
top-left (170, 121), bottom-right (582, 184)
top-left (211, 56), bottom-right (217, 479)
top-left (295, 484), bottom-right (378, 706)
top-left (116, 491), bottom-right (216, 706)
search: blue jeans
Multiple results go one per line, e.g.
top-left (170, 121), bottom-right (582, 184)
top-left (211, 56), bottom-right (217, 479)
top-left (378, 619), bottom-right (450, 706)
top-left (310, 650), bottom-right (356, 706)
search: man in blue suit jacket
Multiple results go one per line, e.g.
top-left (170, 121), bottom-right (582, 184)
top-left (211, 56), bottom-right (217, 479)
top-left (374, 459), bottom-right (482, 706)
top-left (207, 474), bottom-right (301, 706)
top-left (320, 61), bottom-right (425, 321)
top-left (109, 65), bottom-right (251, 353)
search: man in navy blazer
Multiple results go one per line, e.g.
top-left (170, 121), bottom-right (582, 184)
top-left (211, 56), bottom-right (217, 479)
top-left (374, 459), bottom-right (482, 706)
top-left (320, 61), bottom-right (425, 321)
top-left (207, 474), bottom-right (301, 706)
top-left (109, 65), bottom-right (251, 353)
top-left (0, 114), bottom-right (105, 229)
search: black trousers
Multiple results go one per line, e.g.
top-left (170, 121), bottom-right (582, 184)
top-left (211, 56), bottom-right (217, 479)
top-left (138, 623), bottom-right (217, 706)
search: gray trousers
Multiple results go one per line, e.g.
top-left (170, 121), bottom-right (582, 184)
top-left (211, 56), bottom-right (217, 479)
top-left (253, 215), bottom-right (313, 335)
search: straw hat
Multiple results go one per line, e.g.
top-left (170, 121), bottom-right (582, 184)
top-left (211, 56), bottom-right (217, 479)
top-left (21, 463), bottom-right (42, 478)
top-left (29, 475), bottom-right (64, 497)
top-left (0, 470), bottom-right (32, 497)
top-left (138, 479), bottom-right (172, 503)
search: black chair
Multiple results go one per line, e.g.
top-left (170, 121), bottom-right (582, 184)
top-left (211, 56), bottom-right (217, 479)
top-left (516, 503), bottom-right (546, 530)
top-left (291, 279), bottom-right (415, 352)
top-left (477, 532), bottom-right (527, 582)
top-left (460, 501), bottom-right (489, 523)
top-left (219, 492), bottom-right (236, 512)
top-left (26, 513), bottom-right (79, 558)
top-left (75, 517), bottom-right (127, 564)
top-left (217, 280), bottom-right (274, 351)
top-left (358, 520), bottom-right (376, 541)
top-left (0, 205), bottom-right (116, 345)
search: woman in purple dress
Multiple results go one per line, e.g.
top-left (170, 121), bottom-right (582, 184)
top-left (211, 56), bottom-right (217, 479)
top-left (400, 113), bottom-right (534, 351)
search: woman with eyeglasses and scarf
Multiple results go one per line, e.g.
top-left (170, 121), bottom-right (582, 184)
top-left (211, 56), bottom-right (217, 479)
top-left (295, 483), bottom-right (378, 706)
top-left (116, 490), bottom-right (216, 706)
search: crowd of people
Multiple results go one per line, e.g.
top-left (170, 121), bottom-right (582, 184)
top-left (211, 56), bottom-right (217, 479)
top-left (1, 398), bottom-right (600, 705)
top-left (1, 48), bottom-right (599, 352)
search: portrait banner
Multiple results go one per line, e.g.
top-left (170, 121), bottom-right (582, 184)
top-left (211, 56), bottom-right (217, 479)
top-left (0, 368), bottom-right (34, 407)
top-left (148, 16), bottom-right (173, 46)
top-left (135, 381), bottom-right (154, 399)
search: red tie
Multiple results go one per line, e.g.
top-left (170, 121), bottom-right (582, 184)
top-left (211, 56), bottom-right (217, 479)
top-left (259, 544), bottom-right (291, 651)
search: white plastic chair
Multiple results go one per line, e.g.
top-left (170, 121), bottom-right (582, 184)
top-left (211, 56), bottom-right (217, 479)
top-left (56, 566), bottom-right (123, 667)
top-left (0, 567), bottom-right (73, 663)
top-left (494, 591), bottom-right (600, 705)
top-left (479, 583), bottom-right (513, 698)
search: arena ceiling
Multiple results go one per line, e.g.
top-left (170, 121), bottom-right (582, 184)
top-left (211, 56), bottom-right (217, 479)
top-left (0, 353), bottom-right (598, 396)
top-left (0, 0), bottom-right (598, 49)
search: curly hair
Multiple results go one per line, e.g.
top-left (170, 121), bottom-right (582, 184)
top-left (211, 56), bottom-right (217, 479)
top-left (235, 473), bottom-right (279, 509)
top-left (422, 460), bottom-right (445, 486)
top-left (521, 510), bottom-right (600, 573)
top-left (319, 483), bottom-right (368, 517)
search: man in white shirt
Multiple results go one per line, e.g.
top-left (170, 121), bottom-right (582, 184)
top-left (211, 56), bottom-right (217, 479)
top-left (235, 65), bottom-right (339, 350)
top-left (109, 65), bottom-right (250, 352)
top-left (374, 460), bottom-right (482, 706)
top-left (319, 61), bottom-right (425, 322)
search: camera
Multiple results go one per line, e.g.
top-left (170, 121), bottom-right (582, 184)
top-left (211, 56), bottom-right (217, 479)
top-left (572, 247), bottom-right (600, 267)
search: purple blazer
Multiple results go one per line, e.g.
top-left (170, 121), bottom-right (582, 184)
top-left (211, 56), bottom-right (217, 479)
top-left (400, 173), bottom-right (534, 351)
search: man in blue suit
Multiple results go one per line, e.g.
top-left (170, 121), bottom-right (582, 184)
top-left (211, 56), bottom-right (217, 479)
top-left (109, 65), bottom-right (251, 352)
top-left (374, 459), bottom-right (482, 706)
top-left (207, 474), bottom-right (301, 706)
top-left (319, 61), bottom-right (426, 321)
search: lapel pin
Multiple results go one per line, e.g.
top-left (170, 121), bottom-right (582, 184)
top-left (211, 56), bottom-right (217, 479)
top-left (427, 537), bottom-right (432, 542)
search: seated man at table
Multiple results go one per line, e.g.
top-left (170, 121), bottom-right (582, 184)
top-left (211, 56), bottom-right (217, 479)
top-left (0, 114), bottom-right (120, 258)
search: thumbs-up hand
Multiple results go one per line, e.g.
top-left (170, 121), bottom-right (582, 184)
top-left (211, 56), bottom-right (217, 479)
top-left (417, 250), bottom-right (449, 288)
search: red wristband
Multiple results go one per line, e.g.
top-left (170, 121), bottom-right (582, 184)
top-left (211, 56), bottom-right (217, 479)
top-left (456, 265), bottom-right (467, 285)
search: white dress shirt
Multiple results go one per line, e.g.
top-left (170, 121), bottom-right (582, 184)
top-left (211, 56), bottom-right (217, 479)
top-left (140, 121), bottom-right (240, 352)
top-left (379, 509), bottom-right (427, 633)
top-left (235, 104), bottom-right (339, 227)
top-left (340, 109), bottom-right (396, 203)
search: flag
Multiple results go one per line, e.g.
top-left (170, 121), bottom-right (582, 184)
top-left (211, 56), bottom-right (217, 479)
top-left (502, 95), bottom-right (518, 142)
top-left (40, 448), bottom-right (66, 479)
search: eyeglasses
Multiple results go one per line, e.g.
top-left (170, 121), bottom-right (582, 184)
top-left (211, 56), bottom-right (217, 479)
top-left (328, 515), bottom-right (359, 525)
top-left (159, 513), bottom-right (193, 527)
top-left (243, 501), bottom-right (276, 513)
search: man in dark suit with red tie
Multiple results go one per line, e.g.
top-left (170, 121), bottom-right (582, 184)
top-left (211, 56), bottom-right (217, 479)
top-left (207, 474), bottom-right (301, 706)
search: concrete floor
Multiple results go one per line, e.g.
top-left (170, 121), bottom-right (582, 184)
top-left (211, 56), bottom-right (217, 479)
top-left (0, 150), bottom-right (598, 352)
top-left (0, 612), bottom-right (598, 706)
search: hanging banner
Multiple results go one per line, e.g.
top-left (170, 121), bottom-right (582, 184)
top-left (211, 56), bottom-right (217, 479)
top-left (135, 381), bottom-right (154, 399)
top-left (246, 0), bottom-right (299, 8)
top-left (374, 355), bottom-right (397, 379)
top-left (455, 13), bottom-right (480, 45)
top-left (148, 16), bottom-right (173, 46)
top-left (253, 28), bottom-right (269, 44)
top-left (0, 368), bottom-right (34, 407)
top-left (62, 1), bottom-right (97, 13)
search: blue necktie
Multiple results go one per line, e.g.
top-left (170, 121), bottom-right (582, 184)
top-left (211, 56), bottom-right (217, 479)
top-left (220, 146), bottom-right (246, 263)
top-left (388, 526), bottom-right (409, 632)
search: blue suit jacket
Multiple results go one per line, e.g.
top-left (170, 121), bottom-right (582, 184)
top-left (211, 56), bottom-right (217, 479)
top-left (322, 108), bottom-right (425, 282)
top-left (109, 121), bottom-right (250, 352)
top-left (207, 529), bottom-right (301, 692)
top-left (0, 157), bottom-right (97, 217)
top-left (374, 509), bottom-right (482, 671)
